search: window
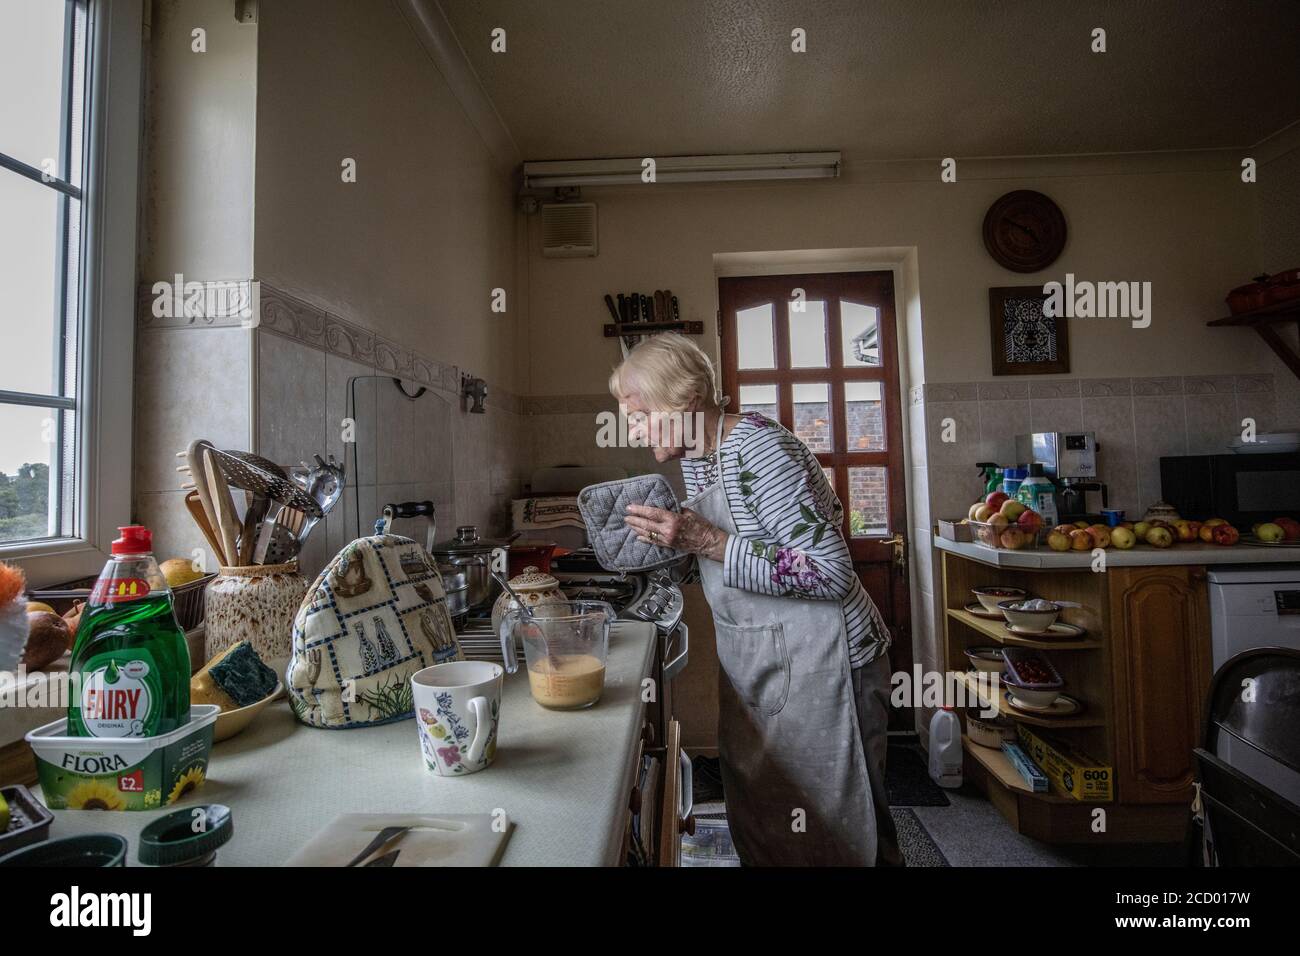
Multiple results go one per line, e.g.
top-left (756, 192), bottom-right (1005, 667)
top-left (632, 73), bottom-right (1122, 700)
top-left (1, 0), bottom-right (87, 546)
top-left (0, 0), bottom-right (142, 584)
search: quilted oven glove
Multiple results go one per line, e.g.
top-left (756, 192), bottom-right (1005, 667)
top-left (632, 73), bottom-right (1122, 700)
top-left (577, 474), bottom-right (685, 573)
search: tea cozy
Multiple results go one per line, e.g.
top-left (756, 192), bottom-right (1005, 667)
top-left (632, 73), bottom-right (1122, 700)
top-left (287, 534), bottom-right (463, 728)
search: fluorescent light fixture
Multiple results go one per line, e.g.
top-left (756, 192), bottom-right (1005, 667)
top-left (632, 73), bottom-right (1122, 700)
top-left (522, 152), bottom-right (840, 189)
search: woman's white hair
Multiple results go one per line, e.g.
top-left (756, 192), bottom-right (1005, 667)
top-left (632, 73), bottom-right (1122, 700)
top-left (608, 332), bottom-right (724, 412)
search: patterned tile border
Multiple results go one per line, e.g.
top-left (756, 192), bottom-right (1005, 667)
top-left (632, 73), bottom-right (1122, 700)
top-left (911, 374), bottom-right (1272, 403)
top-left (138, 279), bottom-right (522, 415)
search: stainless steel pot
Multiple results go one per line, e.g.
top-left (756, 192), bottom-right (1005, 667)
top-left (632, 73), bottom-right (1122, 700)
top-left (429, 525), bottom-right (513, 609)
top-left (441, 570), bottom-right (470, 629)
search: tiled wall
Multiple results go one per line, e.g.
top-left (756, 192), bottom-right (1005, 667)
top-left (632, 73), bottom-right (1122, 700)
top-left (919, 373), bottom-right (1277, 527)
top-left (134, 283), bottom-right (528, 579)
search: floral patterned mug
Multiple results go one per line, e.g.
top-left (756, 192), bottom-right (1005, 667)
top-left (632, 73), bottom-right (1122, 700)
top-left (410, 661), bottom-right (503, 776)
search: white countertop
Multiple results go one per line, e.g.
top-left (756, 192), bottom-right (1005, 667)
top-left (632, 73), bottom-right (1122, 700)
top-left (37, 621), bottom-right (658, 867)
top-left (935, 535), bottom-right (1300, 569)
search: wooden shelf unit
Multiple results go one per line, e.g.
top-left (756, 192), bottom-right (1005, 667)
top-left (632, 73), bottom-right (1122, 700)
top-left (939, 549), bottom-right (1210, 844)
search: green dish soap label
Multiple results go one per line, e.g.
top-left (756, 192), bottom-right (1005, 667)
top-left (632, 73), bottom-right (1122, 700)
top-left (74, 651), bottom-right (163, 738)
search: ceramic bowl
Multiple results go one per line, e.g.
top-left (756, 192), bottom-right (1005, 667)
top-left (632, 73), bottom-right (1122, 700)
top-left (1002, 678), bottom-right (1061, 709)
top-left (998, 599), bottom-right (1061, 631)
top-left (964, 646), bottom-right (1007, 673)
top-left (972, 586), bottom-right (1027, 614)
top-left (213, 682), bottom-right (283, 743)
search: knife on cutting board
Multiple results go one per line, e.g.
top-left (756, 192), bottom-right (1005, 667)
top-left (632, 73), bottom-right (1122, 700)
top-left (285, 813), bottom-right (514, 867)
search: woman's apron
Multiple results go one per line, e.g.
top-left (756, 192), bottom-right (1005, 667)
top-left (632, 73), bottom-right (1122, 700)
top-left (684, 418), bottom-right (878, 866)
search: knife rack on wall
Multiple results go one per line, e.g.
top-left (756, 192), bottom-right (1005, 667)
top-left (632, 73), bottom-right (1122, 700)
top-left (603, 290), bottom-right (703, 354)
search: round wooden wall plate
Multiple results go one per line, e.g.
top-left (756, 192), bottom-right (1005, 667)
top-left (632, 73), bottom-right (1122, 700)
top-left (982, 190), bottom-right (1067, 273)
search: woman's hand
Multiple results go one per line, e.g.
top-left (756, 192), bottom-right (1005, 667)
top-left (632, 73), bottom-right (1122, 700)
top-left (624, 505), bottom-right (727, 561)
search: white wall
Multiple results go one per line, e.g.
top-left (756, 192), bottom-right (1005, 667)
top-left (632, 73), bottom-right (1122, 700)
top-left (253, 0), bottom-right (519, 393)
top-left (522, 152), bottom-right (1275, 397)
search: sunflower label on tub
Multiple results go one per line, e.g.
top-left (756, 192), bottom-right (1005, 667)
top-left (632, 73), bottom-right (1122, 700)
top-left (26, 704), bottom-right (219, 811)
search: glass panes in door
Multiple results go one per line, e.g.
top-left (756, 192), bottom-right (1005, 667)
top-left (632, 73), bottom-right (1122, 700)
top-left (791, 383), bottom-right (831, 452)
top-left (841, 301), bottom-right (881, 367)
top-left (738, 384), bottom-right (777, 418)
top-left (736, 304), bottom-right (775, 369)
top-left (847, 466), bottom-right (888, 538)
top-left (788, 299), bottom-right (827, 367)
top-left (845, 381), bottom-right (885, 451)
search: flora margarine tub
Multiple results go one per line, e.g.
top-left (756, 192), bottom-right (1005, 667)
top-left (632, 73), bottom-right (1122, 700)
top-left (26, 705), bottom-right (219, 811)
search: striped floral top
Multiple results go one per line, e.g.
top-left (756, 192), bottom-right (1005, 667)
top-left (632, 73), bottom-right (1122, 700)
top-left (681, 412), bottom-right (891, 668)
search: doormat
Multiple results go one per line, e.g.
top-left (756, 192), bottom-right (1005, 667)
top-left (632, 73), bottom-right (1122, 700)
top-left (679, 808), bottom-right (949, 867)
top-left (886, 743), bottom-right (951, 807)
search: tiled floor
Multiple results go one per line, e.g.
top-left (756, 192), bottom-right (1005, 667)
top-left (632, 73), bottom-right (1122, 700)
top-left (685, 745), bottom-right (1188, 867)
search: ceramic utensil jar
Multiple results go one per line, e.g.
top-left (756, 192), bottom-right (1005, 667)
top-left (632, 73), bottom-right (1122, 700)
top-left (205, 563), bottom-right (307, 671)
top-left (490, 566), bottom-right (566, 637)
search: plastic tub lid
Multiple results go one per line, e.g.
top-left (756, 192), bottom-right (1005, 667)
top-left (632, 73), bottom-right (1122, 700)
top-left (139, 804), bottom-right (232, 866)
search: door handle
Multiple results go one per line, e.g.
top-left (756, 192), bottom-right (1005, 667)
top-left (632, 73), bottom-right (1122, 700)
top-left (887, 532), bottom-right (907, 577)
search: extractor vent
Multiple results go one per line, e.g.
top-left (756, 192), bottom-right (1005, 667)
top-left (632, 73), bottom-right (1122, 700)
top-left (541, 202), bottom-right (598, 258)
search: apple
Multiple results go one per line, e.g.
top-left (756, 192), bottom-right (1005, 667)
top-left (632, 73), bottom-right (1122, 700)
top-left (968, 502), bottom-right (985, 520)
top-left (985, 491), bottom-right (1009, 511)
top-left (1000, 500), bottom-right (1028, 521)
top-left (1211, 524), bottom-right (1240, 546)
top-left (1069, 529), bottom-right (1093, 551)
top-left (1120, 521), bottom-right (1135, 530)
top-left (977, 525), bottom-right (998, 546)
top-left (1111, 526), bottom-right (1137, 550)
top-left (974, 504), bottom-right (996, 523)
top-left (1074, 520), bottom-right (1091, 530)
top-left (1173, 520), bottom-right (1201, 543)
top-left (1087, 524), bottom-right (1112, 549)
top-left (1275, 517), bottom-right (1300, 542)
top-left (1017, 510), bottom-right (1043, 535)
top-left (1256, 522), bottom-right (1285, 543)
top-left (1198, 518), bottom-right (1227, 543)
top-left (1146, 526), bottom-right (1174, 548)
top-left (1047, 530), bottom-right (1072, 552)
top-left (1052, 524), bottom-right (1076, 536)
top-left (1134, 521), bottom-right (1152, 540)
top-left (1000, 527), bottom-right (1027, 550)
top-left (988, 513), bottom-right (1010, 532)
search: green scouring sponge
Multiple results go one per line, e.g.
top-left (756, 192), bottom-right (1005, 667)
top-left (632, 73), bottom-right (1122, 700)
top-left (191, 641), bottom-right (278, 710)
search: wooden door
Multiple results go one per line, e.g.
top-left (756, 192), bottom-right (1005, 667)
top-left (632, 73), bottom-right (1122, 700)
top-left (718, 272), bottom-right (912, 727)
top-left (1108, 566), bottom-right (1213, 804)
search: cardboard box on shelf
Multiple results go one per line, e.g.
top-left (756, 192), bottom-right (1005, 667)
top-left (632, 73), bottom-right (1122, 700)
top-left (1017, 724), bottom-right (1113, 802)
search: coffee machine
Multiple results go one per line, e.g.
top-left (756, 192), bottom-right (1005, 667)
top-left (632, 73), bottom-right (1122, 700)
top-left (1014, 431), bottom-right (1108, 522)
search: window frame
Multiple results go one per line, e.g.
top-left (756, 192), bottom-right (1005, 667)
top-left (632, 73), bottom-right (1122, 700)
top-left (0, 0), bottom-right (142, 586)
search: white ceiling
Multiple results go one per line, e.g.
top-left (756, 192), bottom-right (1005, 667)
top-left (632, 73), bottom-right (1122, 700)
top-left (438, 0), bottom-right (1300, 162)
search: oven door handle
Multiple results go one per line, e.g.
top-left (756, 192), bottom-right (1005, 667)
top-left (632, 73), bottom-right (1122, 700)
top-left (663, 622), bottom-right (689, 682)
top-left (678, 748), bottom-right (694, 827)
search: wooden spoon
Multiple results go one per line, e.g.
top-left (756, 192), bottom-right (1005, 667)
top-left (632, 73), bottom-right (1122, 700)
top-left (205, 449), bottom-right (241, 567)
top-left (184, 491), bottom-right (226, 566)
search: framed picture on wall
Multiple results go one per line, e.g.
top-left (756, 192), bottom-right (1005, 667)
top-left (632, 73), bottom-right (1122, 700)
top-left (989, 285), bottom-right (1070, 375)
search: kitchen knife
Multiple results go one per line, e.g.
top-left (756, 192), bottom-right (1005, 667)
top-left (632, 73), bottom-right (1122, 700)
top-left (603, 294), bottom-right (620, 324)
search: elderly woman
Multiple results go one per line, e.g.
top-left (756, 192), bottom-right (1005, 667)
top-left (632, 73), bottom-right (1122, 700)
top-left (610, 333), bottom-right (900, 867)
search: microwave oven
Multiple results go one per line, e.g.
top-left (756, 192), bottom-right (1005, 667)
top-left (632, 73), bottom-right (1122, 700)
top-left (1159, 452), bottom-right (1300, 525)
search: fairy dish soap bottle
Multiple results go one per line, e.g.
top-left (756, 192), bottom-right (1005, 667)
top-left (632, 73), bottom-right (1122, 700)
top-left (68, 526), bottom-right (191, 738)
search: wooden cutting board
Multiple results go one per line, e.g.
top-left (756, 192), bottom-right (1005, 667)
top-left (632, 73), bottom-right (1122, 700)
top-left (283, 813), bottom-right (513, 867)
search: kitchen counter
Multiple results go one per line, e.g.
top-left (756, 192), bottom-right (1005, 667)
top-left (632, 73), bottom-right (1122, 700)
top-left (38, 621), bottom-right (658, 866)
top-left (935, 536), bottom-right (1300, 569)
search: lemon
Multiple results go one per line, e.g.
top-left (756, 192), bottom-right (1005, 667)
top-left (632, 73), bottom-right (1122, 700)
top-left (0, 790), bottom-right (10, 832)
